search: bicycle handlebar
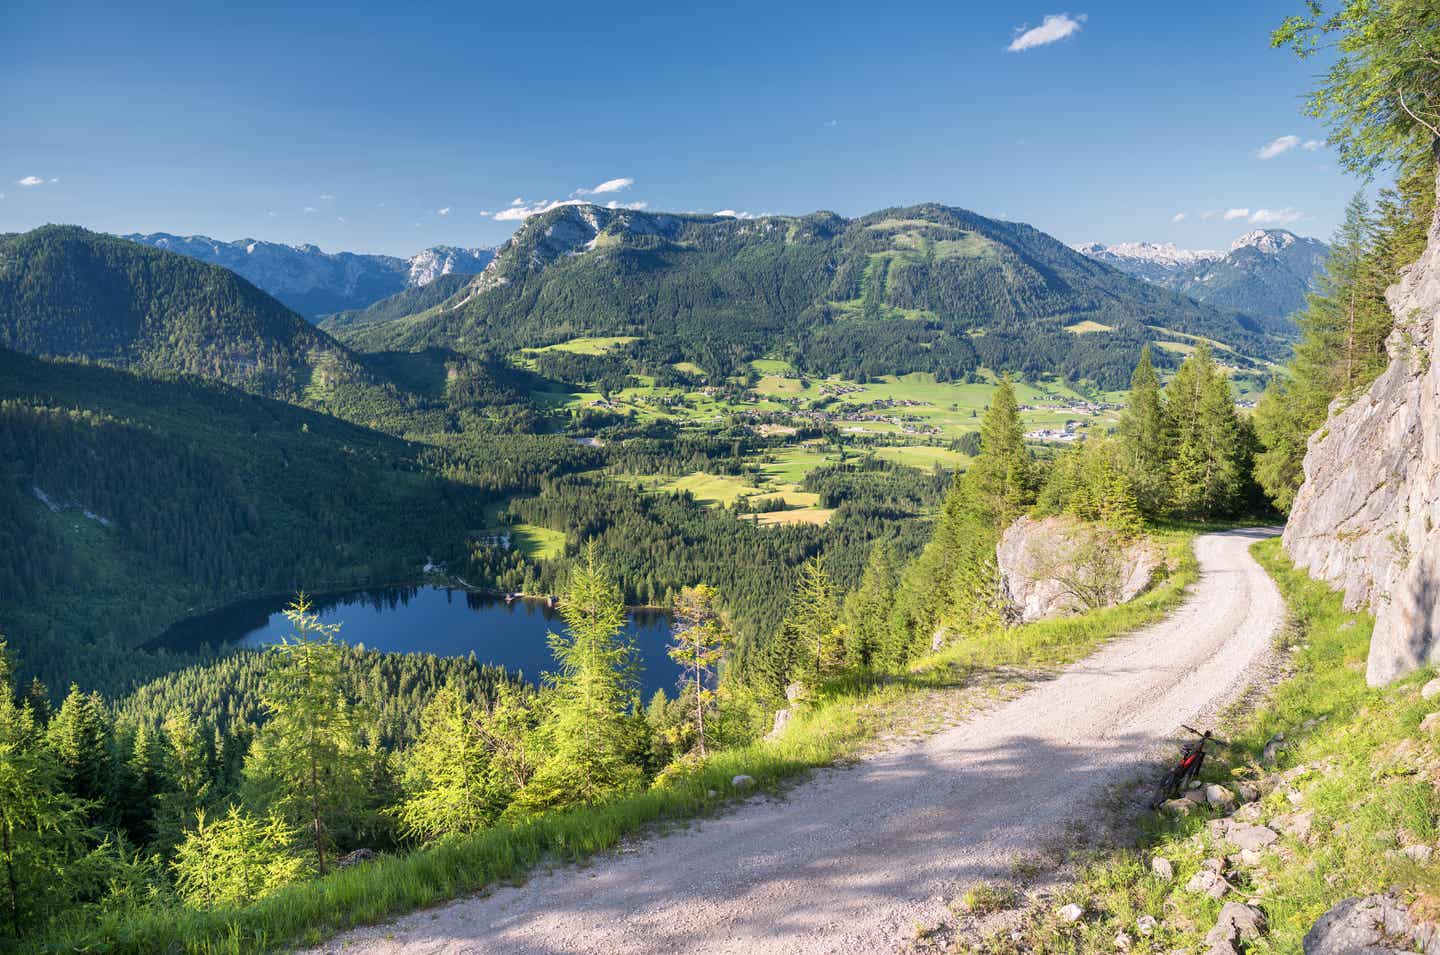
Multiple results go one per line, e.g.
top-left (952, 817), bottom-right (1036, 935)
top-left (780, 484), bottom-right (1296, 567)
top-left (1180, 725), bottom-right (1229, 746)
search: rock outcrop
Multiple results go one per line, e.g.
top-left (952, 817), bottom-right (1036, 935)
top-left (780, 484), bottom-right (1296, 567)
top-left (997, 516), bottom-right (1161, 622)
top-left (1282, 160), bottom-right (1440, 685)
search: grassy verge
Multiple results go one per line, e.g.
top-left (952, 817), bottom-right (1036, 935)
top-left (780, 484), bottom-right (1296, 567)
top-left (40, 532), bottom-right (1199, 954)
top-left (985, 538), bottom-right (1440, 954)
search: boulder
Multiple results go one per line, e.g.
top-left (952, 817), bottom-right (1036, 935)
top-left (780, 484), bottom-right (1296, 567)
top-left (1058, 903), bottom-right (1085, 924)
top-left (767, 708), bottom-right (792, 739)
top-left (1425, 680), bottom-right (1440, 701)
top-left (1150, 856), bottom-right (1174, 881)
top-left (1206, 902), bottom-right (1267, 949)
top-left (1282, 158), bottom-right (1440, 686)
top-left (1261, 734), bottom-right (1286, 767)
top-left (1186, 869), bottom-right (1232, 900)
top-left (1303, 895), bottom-right (1419, 954)
top-left (1273, 810), bottom-right (1315, 840)
top-left (1421, 711), bottom-right (1440, 732)
top-left (1136, 915), bottom-right (1158, 937)
top-left (996, 515), bottom-right (1162, 623)
top-left (731, 774), bottom-right (756, 790)
top-left (1210, 819), bottom-right (1280, 852)
top-left (336, 848), bottom-right (376, 869)
top-left (1205, 784), bottom-right (1237, 808)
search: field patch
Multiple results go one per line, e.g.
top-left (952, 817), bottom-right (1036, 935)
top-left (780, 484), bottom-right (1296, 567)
top-left (1063, 320), bottom-right (1114, 334)
top-left (873, 445), bottom-right (966, 469)
top-left (526, 336), bottom-right (638, 355)
top-left (510, 524), bottom-right (566, 559)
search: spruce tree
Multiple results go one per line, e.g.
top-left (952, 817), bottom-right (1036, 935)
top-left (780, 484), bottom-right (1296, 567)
top-left (963, 378), bottom-right (1034, 528)
top-left (781, 558), bottom-right (844, 690)
top-left (843, 542), bottom-right (899, 669)
top-left (1117, 346), bottom-right (1170, 515)
top-left (1166, 345), bottom-right (1244, 518)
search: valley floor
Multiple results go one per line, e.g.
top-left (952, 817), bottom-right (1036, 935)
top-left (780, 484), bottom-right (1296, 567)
top-left (308, 529), bottom-right (1283, 954)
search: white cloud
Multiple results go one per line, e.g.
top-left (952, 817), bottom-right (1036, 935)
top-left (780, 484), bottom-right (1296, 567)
top-left (1008, 13), bottom-right (1086, 52)
top-left (1201, 210), bottom-right (1218, 220)
top-left (1171, 212), bottom-right (1187, 223)
top-left (1223, 208), bottom-right (1251, 221)
top-left (574, 177), bottom-right (635, 197)
top-left (16, 176), bottom-right (46, 187)
top-left (715, 210), bottom-right (762, 219)
top-left (1249, 207), bottom-right (1303, 225)
top-left (477, 209), bottom-right (492, 217)
top-left (437, 207), bottom-right (451, 216)
top-left (493, 198), bottom-right (585, 221)
top-left (1256, 134), bottom-right (1301, 160)
top-left (319, 193), bottom-right (335, 200)
top-left (303, 206), bottom-right (318, 214)
top-left (606, 200), bottom-right (648, 211)
top-left (1302, 139), bottom-right (1322, 151)
top-left (337, 216), bottom-right (348, 224)
top-left (510, 197), bottom-right (524, 205)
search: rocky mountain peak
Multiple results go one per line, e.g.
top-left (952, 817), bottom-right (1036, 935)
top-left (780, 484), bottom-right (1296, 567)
top-left (1230, 229), bottom-right (1298, 254)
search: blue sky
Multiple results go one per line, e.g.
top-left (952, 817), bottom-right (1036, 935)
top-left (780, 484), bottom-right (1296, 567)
top-left (2, 1), bottom-right (1365, 256)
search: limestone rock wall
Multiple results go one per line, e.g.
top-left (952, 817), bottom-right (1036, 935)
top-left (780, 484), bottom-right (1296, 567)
top-left (997, 515), bottom-right (1161, 623)
top-left (1282, 162), bottom-right (1440, 685)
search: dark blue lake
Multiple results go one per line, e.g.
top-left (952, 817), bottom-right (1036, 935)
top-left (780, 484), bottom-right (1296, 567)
top-left (152, 587), bottom-right (680, 698)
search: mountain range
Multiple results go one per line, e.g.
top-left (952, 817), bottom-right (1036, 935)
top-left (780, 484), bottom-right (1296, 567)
top-left (123, 232), bottom-right (495, 318)
top-left (326, 202), bottom-right (1285, 390)
top-left (1075, 229), bottom-right (1330, 329)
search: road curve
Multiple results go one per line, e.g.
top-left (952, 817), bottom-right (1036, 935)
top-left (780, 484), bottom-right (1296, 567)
top-left (312, 528), bottom-right (1283, 955)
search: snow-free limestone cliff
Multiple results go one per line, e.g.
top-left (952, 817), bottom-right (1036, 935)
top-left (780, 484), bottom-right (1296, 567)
top-left (1283, 159), bottom-right (1440, 685)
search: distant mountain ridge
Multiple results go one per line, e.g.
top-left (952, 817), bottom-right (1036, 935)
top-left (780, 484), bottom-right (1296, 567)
top-left (122, 232), bottom-right (495, 318)
top-left (334, 201), bottom-right (1285, 390)
top-left (1076, 229), bottom-right (1330, 328)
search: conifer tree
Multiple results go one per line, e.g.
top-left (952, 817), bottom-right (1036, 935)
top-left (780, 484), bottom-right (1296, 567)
top-left (781, 558), bottom-right (844, 689)
top-left (1117, 346), bottom-right (1170, 515)
top-left (843, 542), bottom-right (899, 669)
top-left (245, 595), bottom-right (369, 875)
top-left (171, 805), bottom-right (308, 908)
top-left (510, 542), bottom-right (642, 814)
top-left (962, 377), bottom-right (1034, 528)
top-left (668, 585), bottom-right (731, 758)
top-left (393, 682), bottom-right (503, 842)
top-left (0, 644), bottom-right (88, 939)
top-left (45, 684), bottom-right (112, 819)
top-left (1166, 345), bottom-right (1245, 518)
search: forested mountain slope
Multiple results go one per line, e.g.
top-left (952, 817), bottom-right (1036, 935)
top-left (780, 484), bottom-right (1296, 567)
top-left (0, 226), bottom-right (351, 399)
top-left (0, 347), bottom-right (544, 694)
top-left (337, 203), bottom-right (1283, 389)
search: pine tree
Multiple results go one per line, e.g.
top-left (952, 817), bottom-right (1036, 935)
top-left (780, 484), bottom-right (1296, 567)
top-left (667, 585), bottom-right (731, 758)
top-left (1117, 346), bottom-right (1170, 515)
top-left (510, 542), bottom-right (642, 815)
top-left (244, 595), bottom-right (369, 875)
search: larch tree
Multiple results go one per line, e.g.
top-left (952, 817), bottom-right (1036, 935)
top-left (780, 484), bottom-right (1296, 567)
top-left (667, 584), bottom-right (732, 758)
top-left (510, 541), bottom-right (642, 815)
top-left (245, 595), bottom-right (369, 875)
top-left (393, 682), bottom-right (502, 842)
top-left (781, 557), bottom-right (844, 690)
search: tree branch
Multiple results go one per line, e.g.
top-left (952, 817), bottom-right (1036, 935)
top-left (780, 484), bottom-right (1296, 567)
top-left (1398, 87), bottom-right (1440, 141)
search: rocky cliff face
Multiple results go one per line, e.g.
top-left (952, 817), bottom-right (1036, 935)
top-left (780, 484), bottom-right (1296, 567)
top-left (997, 516), bottom-right (1161, 623)
top-left (1282, 162), bottom-right (1440, 685)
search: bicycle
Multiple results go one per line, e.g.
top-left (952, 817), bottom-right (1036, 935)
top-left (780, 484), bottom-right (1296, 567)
top-left (1150, 725), bottom-right (1226, 808)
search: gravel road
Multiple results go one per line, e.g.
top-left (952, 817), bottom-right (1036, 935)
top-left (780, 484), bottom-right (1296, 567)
top-left (311, 528), bottom-right (1283, 955)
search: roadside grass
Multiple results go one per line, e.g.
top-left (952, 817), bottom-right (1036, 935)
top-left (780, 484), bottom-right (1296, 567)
top-left (43, 529), bottom-right (1199, 953)
top-left (989, 539), bottom-right (1440, 954)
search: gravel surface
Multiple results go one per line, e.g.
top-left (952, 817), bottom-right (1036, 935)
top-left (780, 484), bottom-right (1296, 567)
top-left (309, 528), bottom-right (1283, 955)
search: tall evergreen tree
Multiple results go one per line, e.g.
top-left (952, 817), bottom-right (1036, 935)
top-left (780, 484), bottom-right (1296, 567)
top-left (781, 558), bottom-right (844, 690)
top-left (244, 596), bottom-right (370, 875)
top-left (1166, 345), bottom-right (1245, 518)
top-left (510, 542), bottom-right (642, 815)
top-left (393, 682), bottom-right (508, 842)
top-left (843, 543), bottom-right (899, 669)
top-left (1117, 346), bottom-right (1170, 515)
